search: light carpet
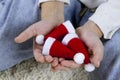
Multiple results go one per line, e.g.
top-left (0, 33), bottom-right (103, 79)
top-left (0, 58), bottom-right (89, 80)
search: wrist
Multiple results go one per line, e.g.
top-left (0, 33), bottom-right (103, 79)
top-left (41, 1), bottom-right (64, 25)
top-left (81, 20), bottom-right (103, 38)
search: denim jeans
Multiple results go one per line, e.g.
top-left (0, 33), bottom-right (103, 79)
top-left (0, 0), bottom-right (39, 71)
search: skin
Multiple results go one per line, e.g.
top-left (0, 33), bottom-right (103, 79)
top-left (15, 1), bottom-right (104, 71)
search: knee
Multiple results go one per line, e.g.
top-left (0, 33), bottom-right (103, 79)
top-left (104, 29), bottom-right (120, 55)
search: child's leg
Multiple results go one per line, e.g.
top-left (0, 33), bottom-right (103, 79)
top-left (89, 29), bottom-right (120, 80)
top-left (0, 0), bottom-right (40, 71)
top-left (64, 0), bottom-right (82, 27)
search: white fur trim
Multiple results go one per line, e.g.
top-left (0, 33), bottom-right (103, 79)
top-left (63, 21), bottom-right (75, 33)
top-left (36, 35), bottom-right (44, 44)
top-left (62, 33), bottom-right (78, 45)
top-left (73, 53), bottom-right (85, 64)
top-left (42, 37), bottom-right (55, 56)
top-left (84, 63), bottom-right (95, 72)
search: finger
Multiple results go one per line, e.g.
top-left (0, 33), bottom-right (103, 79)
top-left (15, 24), bottom-right (36, 43)
top-left (52, 64), bottom-right (70, 71)
top-left (51, 57), bottom-right (59, 67)
top-left (59, 58), bottom-right (65, 62)
top-left (15, 21), bottom-right (56, 43)
top-left (33, 39), bottom-right (45, 63)
top-left (45, 55), bottom-right (54, 63)
top-left (90, 42), bottom-right (104, 67)
top-left (33, 48), bottom-right (45, 63)
top-left (61, 60), bottom-right (82, 68)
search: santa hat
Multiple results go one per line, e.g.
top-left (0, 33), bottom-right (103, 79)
top-left (84, 63), bottom-right (95, 72)
top-left (36, 20), bottom-right (75, 44)
top-left (42, 37), bottom-right (84, 64)
top-left (62, 33), bottom-right (95, 72)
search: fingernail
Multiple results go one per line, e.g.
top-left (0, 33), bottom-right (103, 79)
top-left (96, 62), bottom-right (100, 67)
top-left (14, 37), bottom-right (21, 43)
top-left (14, 37), bottom-right (18, 42)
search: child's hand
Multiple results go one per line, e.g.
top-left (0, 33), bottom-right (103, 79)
top-left (15, 1), bottom-right (64, 63)
top-left (51, 58), bottom-right (83, 71)
top-left (15, 20), bottom-right (59, 63)
top-left (76, 20), bottom-right (104, 67)
top-left (52, 20), bottom-right (104, 70)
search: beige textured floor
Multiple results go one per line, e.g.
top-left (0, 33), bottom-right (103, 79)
top-left (0, 58), bottom-right (89, 80)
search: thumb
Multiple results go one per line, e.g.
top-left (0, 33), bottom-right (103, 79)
top-left (15, 24), bottom-right (36, 43)
top-left (14, 20), bottom-right (59, 43)
top-left (90, 43), bottom-right (104, 67)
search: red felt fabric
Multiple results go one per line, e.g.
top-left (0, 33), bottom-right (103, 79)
top-left (49, 39), bottom-right (76, 59)
top-left (45, 24), bottom-right (68, 41)
top-left (67, 38), bottom-right (91, 64)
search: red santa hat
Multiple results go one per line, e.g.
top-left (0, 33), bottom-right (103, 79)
top-left (36, 20), bottom-right (75, 44)
top-left (62, 33), bottom-right (95, 72)
top-left (42, 37), bottom-right (83, 64)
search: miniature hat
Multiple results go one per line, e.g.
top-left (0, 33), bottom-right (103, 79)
top-left (36, 20), bottom-right (75, 44)
top-left (62, 33), bottom-right (95, 72)
top-left (42, 37), bottom-right (83, 64)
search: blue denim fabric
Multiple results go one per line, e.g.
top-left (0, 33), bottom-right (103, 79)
top-left (0, 0), bottom-right (81, 71)
top-left (0, 0), bottom-right (40, 71)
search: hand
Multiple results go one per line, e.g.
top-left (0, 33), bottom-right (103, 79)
top-left (15, 1), bottom-right (64, 64)
top-left (76, 20), bottom-right (104, 67)
top-left (51, 58), bottom-right (83, 71)
top-left (15, 20), bottom-right (58, 63)
top-left (53, 20), bottom-right (104, 70)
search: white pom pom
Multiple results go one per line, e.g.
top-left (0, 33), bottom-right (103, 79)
top-left (84, 63), bottom-right (95, 72)
top-left (36, 35), bottom-right (44, 44)
top-left (73, 53), bottom-right (85, 64)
